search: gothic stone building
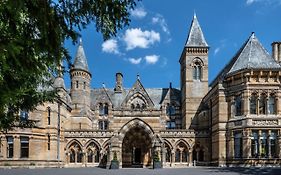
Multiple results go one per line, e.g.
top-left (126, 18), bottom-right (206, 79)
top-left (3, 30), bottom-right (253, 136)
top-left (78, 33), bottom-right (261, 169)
top-left (1, 15), bottom-right (281, 168)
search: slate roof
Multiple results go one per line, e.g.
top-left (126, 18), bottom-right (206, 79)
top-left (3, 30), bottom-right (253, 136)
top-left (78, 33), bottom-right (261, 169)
top-left (228, 32), bottom-right (281, 74)
top-left (72, 39), bottom-right (89, 72)
top-left (210, 32), bottom-right (281, 87)
top-left (185, 14), bottom-right (208, 47)
top-left (90, 88), bottom-right (181, 110)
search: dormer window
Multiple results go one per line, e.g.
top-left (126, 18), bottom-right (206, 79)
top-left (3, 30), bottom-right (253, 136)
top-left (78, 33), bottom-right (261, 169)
top-left (20, 110), bottom-right (29, 120)
top-left (166, 104), bottom-right (176, 116)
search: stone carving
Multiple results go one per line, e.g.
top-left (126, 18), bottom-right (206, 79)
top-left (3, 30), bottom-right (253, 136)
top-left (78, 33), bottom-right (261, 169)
top-left (252, 120), bottom-right (278, 126)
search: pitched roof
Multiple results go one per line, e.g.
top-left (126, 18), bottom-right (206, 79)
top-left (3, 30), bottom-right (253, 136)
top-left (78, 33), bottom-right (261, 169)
top-left (72, 39), bottom-right (89, 72)
top-left (210, 32), bottom-right (281, 87)
top-left (228, 32), bottom-right (281, 74)
top-left (185, 14), bottom-right (208, 47)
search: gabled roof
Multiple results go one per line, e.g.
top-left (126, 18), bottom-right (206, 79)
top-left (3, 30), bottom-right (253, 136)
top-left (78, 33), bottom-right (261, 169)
top-left (72, 38), bottom-right (89, 72)
top-left (121, 78), bottom-right (154, 108)
top-left (228, 32), bottom-right (281, 74)
top-left (210, 32), bottom-right (281, 87)
top-left (185, 14), bottom-right (208, 47)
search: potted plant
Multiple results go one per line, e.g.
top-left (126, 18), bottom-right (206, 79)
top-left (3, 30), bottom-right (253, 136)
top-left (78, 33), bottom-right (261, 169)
top-left (153, 151), bottom-right (162, 169)
top-left (110, 151), bottom-right (119, 169)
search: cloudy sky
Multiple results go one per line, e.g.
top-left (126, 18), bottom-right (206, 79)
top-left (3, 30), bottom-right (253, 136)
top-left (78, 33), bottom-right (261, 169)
top-left (64, 0), bottom-right (281, 89)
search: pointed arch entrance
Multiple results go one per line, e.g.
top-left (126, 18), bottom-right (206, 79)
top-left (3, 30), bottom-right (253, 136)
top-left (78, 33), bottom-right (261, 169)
top-left (119, 119), bottom-right (154, 168)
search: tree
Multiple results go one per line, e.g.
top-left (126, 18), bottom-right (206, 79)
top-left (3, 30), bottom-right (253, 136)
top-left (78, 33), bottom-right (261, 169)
top-left (0, 0), bottom-right (140, 129)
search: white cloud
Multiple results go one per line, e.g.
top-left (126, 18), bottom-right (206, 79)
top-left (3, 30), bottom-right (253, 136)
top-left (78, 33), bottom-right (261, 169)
top-left (144, 55), bottom-right (159, 64)
top-left (152, 14), bottom-right (170, 35)
top-left (128, 58), bottom-right (142, 64)
top-left (246, 0), bottom-right (281, 5)
top-left (214, 47), bottom-right (220, 55)
top-left (123, 28), bottom-right (160, 50)
top-left (130, 7), bottom-right (147, 19)
top-left (102, 39), bottom-right (119, 54)
top-left (246, 0), bottom-right (255, 5)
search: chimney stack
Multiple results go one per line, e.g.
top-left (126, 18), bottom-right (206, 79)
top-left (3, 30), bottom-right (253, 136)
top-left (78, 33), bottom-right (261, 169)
top-left (114, 72), bottom-right (123, 93)
top-left (272, 42), bottom-right (281, 62)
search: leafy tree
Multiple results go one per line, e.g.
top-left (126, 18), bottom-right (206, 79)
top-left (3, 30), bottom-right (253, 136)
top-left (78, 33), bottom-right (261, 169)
top-left (0, 0), bottom-right (140, 129)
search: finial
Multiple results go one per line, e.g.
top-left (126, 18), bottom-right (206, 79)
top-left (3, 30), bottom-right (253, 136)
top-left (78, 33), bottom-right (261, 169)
top-left (137, 73), bottom-right (140, 80)
top-left (193, 10), bottom-right (197, 19)
top-left (102, 83), bottom-right (105, 88)
top-left (79, 38), bottom-right (83, 46)
top-left (169, 82), bottom-right (172, 89)
top-left (251, 32), bottom-right (255, 39)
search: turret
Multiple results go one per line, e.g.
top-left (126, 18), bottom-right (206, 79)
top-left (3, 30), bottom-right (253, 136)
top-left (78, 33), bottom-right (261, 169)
top-left (114, 72), bottom-right (123, 93)
top-left (70, 39), bottom-right (91, 113)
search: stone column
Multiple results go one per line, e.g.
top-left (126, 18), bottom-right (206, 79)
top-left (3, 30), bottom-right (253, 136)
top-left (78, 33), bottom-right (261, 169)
top-left (268, 130), bottom-right (272, 158)
top-left (14, 135), bottom-right (20, 159)
top-left (243, 129), bottom-right (251, 159)
top-left (243, 90), bottom-right (250, 115)
top-left (188, 150), bottom-right (192, 166)
top-left (171, 150), bottom-right (175, 167)
top-left (162, 147), bottom-right (166, 165)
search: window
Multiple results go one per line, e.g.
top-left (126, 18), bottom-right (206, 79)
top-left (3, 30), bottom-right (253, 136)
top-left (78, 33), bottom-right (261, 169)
top-left (20, 137), bottom-right (29, 158)
top-left (234, 131), bottom-right (242, 158)
top-left (259, 95), bottom-right (266, 115)
top-left (7, 136), bottom-right (13, 158)
top-left (70, 149), bottom-right (75, 163)
top-left (87, 149), bottom-right (93, 163)
top-left (166, 104), bottom-right (176, 116)
top-left (193, 62), bottom-right (202, 80)
top-left (20, 110), bottom-right (29, 120)
top-left (98, 120), bottom-right (108, 130)
top-left (175, 149), bottom-right (180, 162)
top-left (77, 149), bottom-right (83, 163)
top-left (165, 144), bottom-right (171, 162)
top-left (250, 95), bottom-right (257, 114)
top-left (251, 131), bottom-right (259, 158)
top-left (268, 96), bottom-right (276, 114)
top-left (47, 134), bottom-right (51, 150)
top-left (83, 82), bottom-right (86, 89)
top-left (99, 103), bottom-right (109, 116)
top-left (76, 81), bottom-right (79, 88)
top-left (47, 107), bottom-right (51, 125)
top-left (235, 96), bottom-right (242, 116)
top-left (270, 131), bottom-right (277, 157)
top-left (260, 131), bottom-right (268, 158)
top-left (166, 121), bottom-right (176, 129)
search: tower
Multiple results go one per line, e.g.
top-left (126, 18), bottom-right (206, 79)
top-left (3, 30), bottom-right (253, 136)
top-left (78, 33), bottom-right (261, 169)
top-left (179, 14), bottom-right (209, 129)
top-left (70, 39), bottom-right (92, 114)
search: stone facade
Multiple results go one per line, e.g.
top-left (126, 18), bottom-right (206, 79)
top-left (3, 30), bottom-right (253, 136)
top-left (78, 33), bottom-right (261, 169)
top-left (1, 14), bottom-right (281, 168)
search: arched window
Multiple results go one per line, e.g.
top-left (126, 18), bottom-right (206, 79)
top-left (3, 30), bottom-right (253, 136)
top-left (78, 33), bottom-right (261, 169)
top-left (250, 94), bottom-right (257, 114)
top-left (87, 149), bottom-right (93, 163)
top-left (235, 96), bottom-right (242, 116)
top-left (268, 95), bottom-right (276, 114)
top-left (175, 142), bottom-right (189, 163)
top-left (76, 81), bottom-right (79, 88)
top-left (68, 142), bottom-right (82, 163)
top-left (165, 143), bottom-right (171, 162)
top-left (234, 131), bottom-right (242, 158)
top-left (175, 149), bottom-right (181, 162)
top-left (76, 148), bottom-right (83, 163)
top-left (259, 94), bottom-right (266, 115)
top-left (193, 61), bottom-right (202, 80)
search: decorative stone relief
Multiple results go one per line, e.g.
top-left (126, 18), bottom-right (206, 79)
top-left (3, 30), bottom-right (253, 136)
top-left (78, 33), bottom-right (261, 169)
top-left (252, 120), bottom-right (278, 126)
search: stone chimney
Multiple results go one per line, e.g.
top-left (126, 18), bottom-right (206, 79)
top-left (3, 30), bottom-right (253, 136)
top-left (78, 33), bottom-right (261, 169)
top-left (272, 42), bottom-right (281, 62)
top-left (114, 72), bottom-right (123, 93)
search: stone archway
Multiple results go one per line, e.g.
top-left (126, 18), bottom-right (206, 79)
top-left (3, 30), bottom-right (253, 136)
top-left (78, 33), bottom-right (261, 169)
top-left (122, 126), bottom-right (152, 167)
top-left (119, 119), bottom-right (154, 168)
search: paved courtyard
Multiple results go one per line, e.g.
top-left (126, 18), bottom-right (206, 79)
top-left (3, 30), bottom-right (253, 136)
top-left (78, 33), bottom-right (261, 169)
top-left (0, 167), bottom-right (281, 175)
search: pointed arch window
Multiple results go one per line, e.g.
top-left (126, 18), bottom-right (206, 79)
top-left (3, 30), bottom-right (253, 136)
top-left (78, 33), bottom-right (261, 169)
top-left (193, 61), bottom-right (202, 80)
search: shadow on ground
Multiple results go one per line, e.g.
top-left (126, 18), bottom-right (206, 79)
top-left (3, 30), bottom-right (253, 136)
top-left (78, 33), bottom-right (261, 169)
top-left (206, 167), bottom-right (281, 175)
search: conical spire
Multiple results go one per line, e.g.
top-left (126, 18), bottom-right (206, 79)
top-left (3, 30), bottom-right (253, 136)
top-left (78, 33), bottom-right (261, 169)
top-left (228, 32), bottom-right (281, 74)
top-left (185, 14), bottom-right (208, 47)
top-left (72, 38), bottom-right (89, 72)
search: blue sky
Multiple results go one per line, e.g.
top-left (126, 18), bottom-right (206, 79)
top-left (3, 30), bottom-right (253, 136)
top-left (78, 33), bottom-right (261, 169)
top-left (64, 0), bottom-right (281, 89)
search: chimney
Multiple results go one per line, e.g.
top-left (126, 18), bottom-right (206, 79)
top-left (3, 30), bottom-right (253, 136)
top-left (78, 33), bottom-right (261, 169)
top-left (114, 72), bottom-right (123, 93)
top-left (272, 42), bottom-right (281, 62)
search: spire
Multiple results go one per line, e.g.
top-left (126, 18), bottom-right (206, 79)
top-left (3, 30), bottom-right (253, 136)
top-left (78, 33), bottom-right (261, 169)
top-left (185, 14), bottom-right (208, 47)
top-left (72, 38), bottom-right (89, 72)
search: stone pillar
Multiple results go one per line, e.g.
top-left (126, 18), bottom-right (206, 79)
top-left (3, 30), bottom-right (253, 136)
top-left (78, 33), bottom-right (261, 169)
top-left (14, 135), bottom-right (20, 159)
top-left (171, 150), bottom-right (175, 167)
top-left (243, 90), bottom-right (250, 115)
top-left (188, 151), bottom-right (192, 166)
top-left (243, 130), bottom-right (251, 159)
top-left (162, 147), bottom-right (166, 165)
top-left (258, 130), bottom-right (262, 158)
top-left (268, 130), bottom-right (272, 158)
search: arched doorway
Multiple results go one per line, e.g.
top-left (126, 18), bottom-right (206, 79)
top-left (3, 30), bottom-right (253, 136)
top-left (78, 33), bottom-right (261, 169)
top-left (122, 126), bottom-right (152, 168)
